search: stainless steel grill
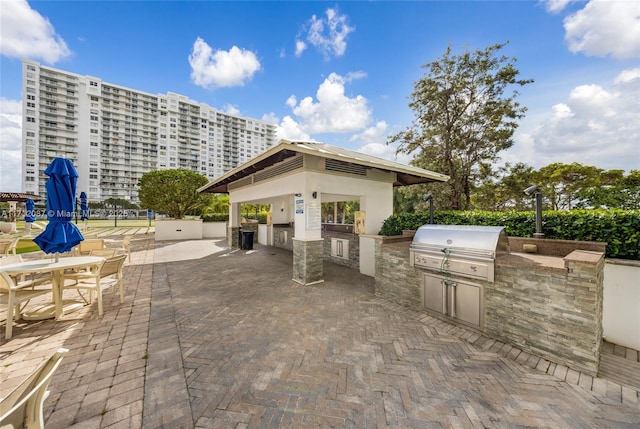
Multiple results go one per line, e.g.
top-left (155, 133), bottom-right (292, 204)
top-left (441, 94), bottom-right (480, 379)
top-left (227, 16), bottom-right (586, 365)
top-left (409, 224), bottom-right (509, 282)
top-left (409, 225), bottom-right (509, 328)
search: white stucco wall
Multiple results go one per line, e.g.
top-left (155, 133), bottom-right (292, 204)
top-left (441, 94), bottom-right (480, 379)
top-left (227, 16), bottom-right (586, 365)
top-left (155, 219), bottom-right (203, 241)
top-left (603, 260), bottom-right (640, 350)
top-left (359, 235), bottom-right (376, 277)
top-left (228, 168), bottom-right (394, 239)
top-left (203, 222), bottom-right (227, 238)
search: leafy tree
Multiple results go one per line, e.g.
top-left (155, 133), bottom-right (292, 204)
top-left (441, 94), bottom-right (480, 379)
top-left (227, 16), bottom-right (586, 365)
top-left (388, 42), bottom-right (533, 210)
top-left (202, 194), bottom-right (230, 214)
top-left (538, 162), bottom-right (603, 210)
top-left (575, 169), bottom-right (640, 209)
top-left (103, 197), bottom-right (138, 210)
top-left (474, 162), bottom-right (540, 211)
top-left (394, 183), bottom-right (452, 214)
top-left (137, 169), bottom-right (212, 219)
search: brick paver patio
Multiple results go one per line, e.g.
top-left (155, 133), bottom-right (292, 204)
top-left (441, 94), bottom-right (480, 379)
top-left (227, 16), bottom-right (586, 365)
top-left (1, 234), bottom-right (639, 428)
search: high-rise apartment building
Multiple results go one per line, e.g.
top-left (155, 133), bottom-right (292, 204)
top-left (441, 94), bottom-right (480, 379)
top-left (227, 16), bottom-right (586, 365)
top-left (21, 60), bottom-right (278, 204)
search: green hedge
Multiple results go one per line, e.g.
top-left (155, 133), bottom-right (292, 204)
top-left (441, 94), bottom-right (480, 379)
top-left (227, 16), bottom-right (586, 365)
top-left (202, 213), bottom-right (269, 224)
top-left (202, 213), bottom-right (230, 222)
top-left (379, 209), bottom-right (640, 260)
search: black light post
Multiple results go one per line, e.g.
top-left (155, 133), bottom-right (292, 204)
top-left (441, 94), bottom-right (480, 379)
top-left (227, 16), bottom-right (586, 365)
top-left (422, 193), bottom-right (434, 224)
top-left (524, 185), bottom-right (544, 238)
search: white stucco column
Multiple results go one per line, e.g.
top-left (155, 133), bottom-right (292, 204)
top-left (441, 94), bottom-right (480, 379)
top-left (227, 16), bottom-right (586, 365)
top-left (293, 192), bottom-right (321, 240)
top-left (228, 202), bottom-right (242, 248)
top-left (229, 202), bottom-right (241, 227)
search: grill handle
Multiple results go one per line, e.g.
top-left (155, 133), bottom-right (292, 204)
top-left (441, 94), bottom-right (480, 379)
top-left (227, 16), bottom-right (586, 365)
top-left (442, 280), bottom-right (447, 315)
top-left (441, 279), bottom-right (457, 316)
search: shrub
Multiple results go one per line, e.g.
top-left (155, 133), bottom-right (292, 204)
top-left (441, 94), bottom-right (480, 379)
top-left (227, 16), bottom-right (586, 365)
top-left (379, 209), bottom-right (640, 260)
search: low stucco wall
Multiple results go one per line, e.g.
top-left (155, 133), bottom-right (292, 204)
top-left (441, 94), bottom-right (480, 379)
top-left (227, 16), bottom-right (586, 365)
top-left (155, 219), bottom-right (203, 241)
top-left (203, 221), bottom-right (227, 238)
top-left (603, 259), bottom-right (640, 350)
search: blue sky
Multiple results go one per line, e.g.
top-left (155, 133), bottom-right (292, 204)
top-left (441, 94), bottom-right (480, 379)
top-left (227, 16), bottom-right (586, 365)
top-left (1, 0), bottom-right (639, 192)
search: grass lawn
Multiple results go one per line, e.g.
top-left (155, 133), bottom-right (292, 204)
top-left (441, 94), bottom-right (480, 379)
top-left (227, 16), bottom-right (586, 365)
top-left (8, 219), bottom-right (154, 254)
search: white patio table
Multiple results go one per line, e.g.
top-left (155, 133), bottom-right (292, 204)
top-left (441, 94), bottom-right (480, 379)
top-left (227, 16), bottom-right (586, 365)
top-left (0, 256), bottom-right (104, 320)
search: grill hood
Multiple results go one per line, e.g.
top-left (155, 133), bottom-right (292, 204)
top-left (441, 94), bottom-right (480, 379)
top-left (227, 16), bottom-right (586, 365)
top-left (410, 225), bottom-right (509, 259)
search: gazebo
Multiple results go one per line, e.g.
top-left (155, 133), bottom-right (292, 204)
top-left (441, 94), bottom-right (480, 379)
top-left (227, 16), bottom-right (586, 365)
top-left (0, 192), bottom-right (42, 233)
top-left (198, 140), bottom-right (449, 285)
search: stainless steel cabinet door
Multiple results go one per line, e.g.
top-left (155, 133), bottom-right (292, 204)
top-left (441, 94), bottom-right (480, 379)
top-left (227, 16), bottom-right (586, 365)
top-left (423, 273), bottom-right (482, 328)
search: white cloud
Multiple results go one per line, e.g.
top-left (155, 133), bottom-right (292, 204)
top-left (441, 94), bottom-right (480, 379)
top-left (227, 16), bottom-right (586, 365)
top-left (513, 68), bottom-right (640, 171)
top-left (357, 142), bottom-right (413, 166)
top-left (614, 67), bottom-right (640, 84)
top-left (261, 112), bottom-right (279, 125)
top-left (294, 40), bottom-right (306, 57)
top-left (564, 0), bottom-right (640, 59)
top-left (297, 7), bottom-right (354, 60)
top-left (543, 0), bottom-right (574, 14)
top-left (288, 72), bottom-right (371, 134)
top-left (0, 98), bottom-right (23, 192)
top-left (189, 37), bottom-right (261, 89)
top-left (0, 0), bottom-right (71, 63)
top-left (223, 104), bottom-right (240, 116)
top-left (349, 121), bottom-right (388, 144)
top-left (349, 121), bottom-right (415, 165)
top-left (276, 116), bottom-right (312, 142)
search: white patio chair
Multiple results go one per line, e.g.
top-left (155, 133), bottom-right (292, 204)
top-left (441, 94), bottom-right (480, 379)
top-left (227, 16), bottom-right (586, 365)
top-left (0, 348), bottom-right (68, 428)
top-left (89, 248), bottom-right (117, 258)
top-left (111, 236), bottom-right (132, 262)
top-left (74, 239), bottom-right (104, 256)
top-left (0, 270), bottom-right (53, 340)
top-left (60, 254), bottom-right (127, 316)
top-left (0, 240), bottom-right (12, 257)
top-left (6, 237), bottom-right (21, 256)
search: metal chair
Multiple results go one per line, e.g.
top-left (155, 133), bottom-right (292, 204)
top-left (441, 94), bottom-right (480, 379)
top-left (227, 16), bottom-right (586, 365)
top-left (0, 348), bottom-right (68, 428)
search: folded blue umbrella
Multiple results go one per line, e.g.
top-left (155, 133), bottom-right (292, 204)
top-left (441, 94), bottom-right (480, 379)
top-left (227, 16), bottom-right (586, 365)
top-left (33, 158), bottom-right (84, 255)
top-left (25, 198), bottom-right (36, 223)
top-left (80, 192), bottom-right (89, 221)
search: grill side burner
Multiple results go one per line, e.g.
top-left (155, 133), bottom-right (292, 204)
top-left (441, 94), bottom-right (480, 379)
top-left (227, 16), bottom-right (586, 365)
top-left (409, 225), bottom-right (509, 328)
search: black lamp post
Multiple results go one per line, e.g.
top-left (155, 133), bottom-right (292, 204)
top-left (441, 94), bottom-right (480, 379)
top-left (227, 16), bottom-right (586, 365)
top-left (524, 185), bottom-right (544, 238)
top-left (422, 193), bottom-right (434, 224)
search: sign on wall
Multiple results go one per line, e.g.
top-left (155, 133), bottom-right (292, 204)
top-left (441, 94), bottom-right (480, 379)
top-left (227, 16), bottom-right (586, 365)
top-left (306, 203), bottom-right (321, 230)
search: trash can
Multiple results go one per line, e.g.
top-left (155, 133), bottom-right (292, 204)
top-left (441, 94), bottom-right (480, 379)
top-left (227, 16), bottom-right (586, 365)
top-left (240, 230), bottom-right (255, 250)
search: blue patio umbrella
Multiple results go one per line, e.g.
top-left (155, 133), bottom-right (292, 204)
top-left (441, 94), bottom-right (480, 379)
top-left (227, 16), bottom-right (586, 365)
top-left (80, 192), bottom-right (89, 221)
top-left (33, 158), bottom-right (84, 258)
top-left (24, 198), bottom-right (36, 223)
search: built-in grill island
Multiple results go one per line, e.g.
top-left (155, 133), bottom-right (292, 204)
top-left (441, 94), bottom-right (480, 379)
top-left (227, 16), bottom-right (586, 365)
top-left (409, 225), bottom-right (509, 328)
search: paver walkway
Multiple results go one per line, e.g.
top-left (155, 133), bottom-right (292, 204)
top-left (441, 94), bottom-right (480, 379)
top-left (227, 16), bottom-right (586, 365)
top-left (1, 235), bottom-right (639, 428)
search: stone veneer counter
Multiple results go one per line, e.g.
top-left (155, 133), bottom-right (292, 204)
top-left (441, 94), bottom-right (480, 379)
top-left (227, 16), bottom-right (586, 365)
top-left (374, 237), bottom-right (605, 376)
top-left (488, 249), bottom-right (604, 375)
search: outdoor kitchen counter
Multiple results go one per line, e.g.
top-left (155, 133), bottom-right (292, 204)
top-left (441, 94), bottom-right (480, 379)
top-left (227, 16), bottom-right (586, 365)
top-left (496, 252), bottom-right (566, 271)
top-left (496, 249), bottom-right (604, 272)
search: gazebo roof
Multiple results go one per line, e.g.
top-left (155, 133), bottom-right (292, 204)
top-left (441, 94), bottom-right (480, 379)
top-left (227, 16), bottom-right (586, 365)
top-left (0, 192), bottom-right (42, 202)
top-left (199, 140), bottom-right (449, 194)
